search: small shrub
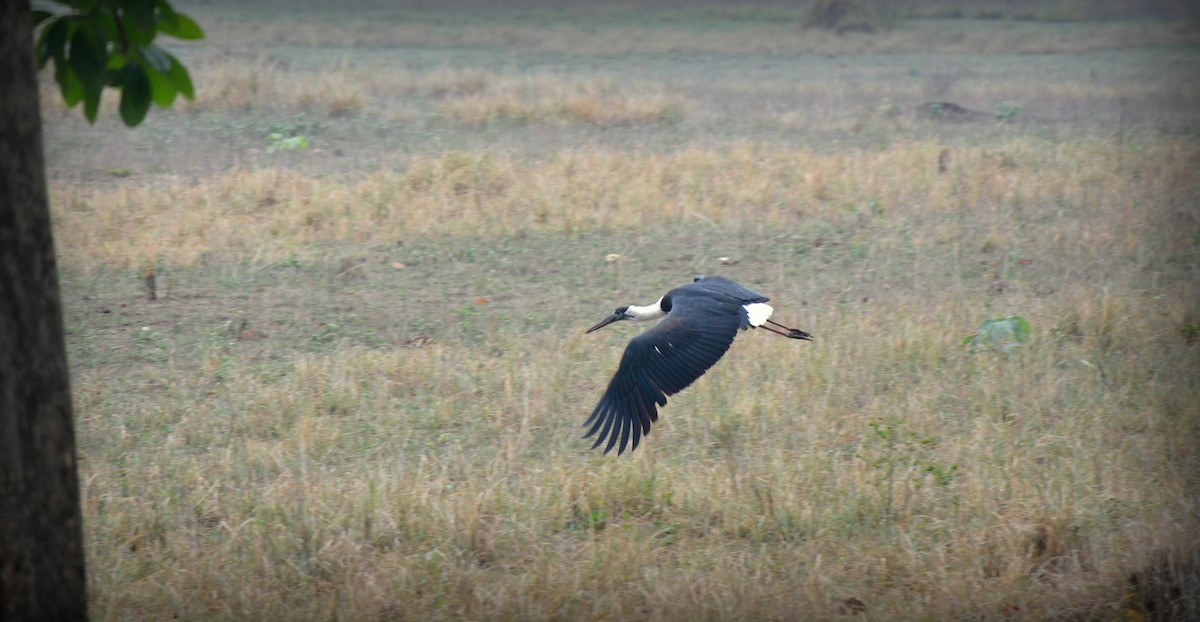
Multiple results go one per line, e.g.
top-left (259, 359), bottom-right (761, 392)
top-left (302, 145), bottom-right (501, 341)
top-left (265, 124), bottom-right (313, 153)
top-left (964, 316), bottom-right (1031, 352)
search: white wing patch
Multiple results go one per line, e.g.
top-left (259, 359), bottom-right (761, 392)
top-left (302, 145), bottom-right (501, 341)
top-left (743, 302), bottom-right (774, 327)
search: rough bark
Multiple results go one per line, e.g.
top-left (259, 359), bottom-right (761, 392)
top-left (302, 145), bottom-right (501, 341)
top-left (0, 0), bottom-right (89, 619)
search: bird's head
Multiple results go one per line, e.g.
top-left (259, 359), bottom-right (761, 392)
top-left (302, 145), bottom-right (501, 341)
top-left (586, 306), bottom-right (632, 334)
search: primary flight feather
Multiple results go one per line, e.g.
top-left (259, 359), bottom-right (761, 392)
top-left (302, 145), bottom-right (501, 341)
top-left (583, 275), bottom-right (812, 455)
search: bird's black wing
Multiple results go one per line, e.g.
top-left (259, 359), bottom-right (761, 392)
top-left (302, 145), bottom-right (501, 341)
top-left (692, 275), bottom-right (769, 304)
top-left (583, 298), bottom-right (742, 455)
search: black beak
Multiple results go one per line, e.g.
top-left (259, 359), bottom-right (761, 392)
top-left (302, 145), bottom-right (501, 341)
top-left (586, 313), bottom-right (625, 334)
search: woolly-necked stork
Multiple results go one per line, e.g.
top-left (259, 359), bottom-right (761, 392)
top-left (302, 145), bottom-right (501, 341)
top-left (583, 275), bottom-right (811, 455)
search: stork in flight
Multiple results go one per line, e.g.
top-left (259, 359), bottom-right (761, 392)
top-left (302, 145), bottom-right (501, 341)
top-left (583, 275), bottom-right (811, 455)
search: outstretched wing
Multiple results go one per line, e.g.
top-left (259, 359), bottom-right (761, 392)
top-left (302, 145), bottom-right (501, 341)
top-left (692, 275), bottom-right (769, 304)
top-left (583, 297), bottom-right (742, 455)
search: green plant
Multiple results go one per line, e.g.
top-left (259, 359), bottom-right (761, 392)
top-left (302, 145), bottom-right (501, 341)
top-left (266, 132), bottom-right (309, 153)
top-left (861, 420), bottom-right (959, 516)
top-left (965, 316), bottom-right (1031, 352)
top-left (920, 462), bottom-right (959, 488)
top-left (34, 1), bottom-right (203, 125)
top-left (310, 322), bottom-right (341, 344)
top-left (1181, 323), bottom-right (1200, 345)
top-left (586, 506), bottom-right (609, 530)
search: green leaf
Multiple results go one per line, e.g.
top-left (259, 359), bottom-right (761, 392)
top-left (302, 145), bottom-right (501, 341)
top-left (82, 83), bottom-right (102, 123)
top-left (68, 27), bottom-right (107, 93)
top-left (32, 9), bottom-right (55, 28)
top-left (122, 1), bottom-right (157, 47)
top-left (118, 64), bottom-right (153, 127)
top-left (144, 62), bottom-right (178, 107)
top-left (56, 62), bottom-right (85, 107)
top-left (66, 25), bottom-right (108, 121)
top-left (156, 11), bottom-right (205, 40)
top-left (36, 17), bottom-right (69, 69)
top-left (139, 43), bottom-right (171, 73)
top-left (41, 0), bottom-right (200, 125)
top-left (106, 51), bottom-right (130, 72)
top-left (91, 10), bottom-right (120, 41)
top-left (164, 52), bottom-right (194, 99)
top-left (155, 0), bottom-right (178, 22)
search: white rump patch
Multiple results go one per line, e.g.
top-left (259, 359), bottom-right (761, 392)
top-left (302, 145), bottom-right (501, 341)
top-left (744, 302), bottom-right (774, 327)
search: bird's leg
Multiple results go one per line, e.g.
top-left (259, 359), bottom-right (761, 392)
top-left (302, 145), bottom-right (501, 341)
top-left (765, 319), bottom-right (813, 341)
top-left (759, 324), bottom-right (793, 338)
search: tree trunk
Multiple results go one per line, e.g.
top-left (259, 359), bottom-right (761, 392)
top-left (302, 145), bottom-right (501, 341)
top-left (0, 0), bottom-right (89, 619)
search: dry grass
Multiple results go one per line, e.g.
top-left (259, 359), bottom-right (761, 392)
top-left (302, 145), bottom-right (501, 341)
top-left (43, 56), bottom-right (1198, 135)
top-left (76, 266), bottom-right (1199, 620)
top-left (38, 53), bottom-right (347, 117)
top-left (45, 3), bottom-right (1200, 619)
top-left (437, 75), bottom-right (685, 127)
top-left (62, 136), bottom-right (1200, 619)
top-left (167, 57), bottom-right (681, 125)
top-left (186, 10), bottom-right (1200, 56)
top-left (175, 54), bottom-right (366, 117)
top-left (41, 54), bottom-right (1199, 137)
top-left (51, 137), bottom-right (1197, 270)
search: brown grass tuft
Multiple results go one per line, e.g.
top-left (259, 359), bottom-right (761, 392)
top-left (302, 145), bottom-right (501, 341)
top-left (51, 138), bottom-right (1199, 272)
top-left (438, 75), bottom-right (686, 127)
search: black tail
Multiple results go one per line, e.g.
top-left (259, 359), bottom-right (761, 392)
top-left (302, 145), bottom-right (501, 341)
top-left (762, 319), bottom-right (813, 341)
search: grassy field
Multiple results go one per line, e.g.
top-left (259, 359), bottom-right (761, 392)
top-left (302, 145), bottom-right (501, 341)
top-left (43, 2), bottom-right (1200, 620)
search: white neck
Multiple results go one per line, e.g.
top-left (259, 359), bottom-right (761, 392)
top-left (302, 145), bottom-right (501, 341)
top-left (626, 297), bottom-right (666, 321)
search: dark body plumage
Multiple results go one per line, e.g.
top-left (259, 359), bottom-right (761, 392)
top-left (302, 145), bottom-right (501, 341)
top-left (583, 276), bottom-right (811, 455)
